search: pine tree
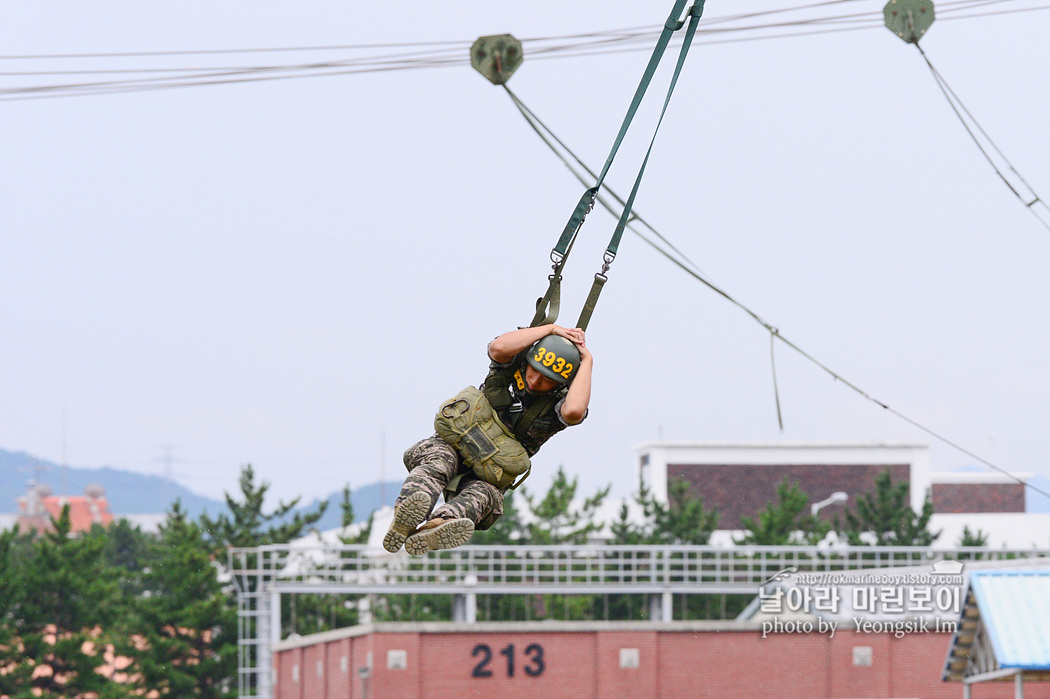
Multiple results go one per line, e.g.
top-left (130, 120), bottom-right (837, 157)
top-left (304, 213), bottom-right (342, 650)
top-left (839, 469), bottom-right (941, 546)
top-left (609, 500), bottom-right (643, 545)
top-left (337, 484), bottom-right (371, 545)
top-left (0, 526), bottom-right (28, 695)
top-left (735, 477), bottom-right (830, 545)
top-left (660, 479), bottom-right (719, 545)
top-left (613, 480), bottom-right (718, 545)
top-left (522, 466), bottom-right (610, 544)
top-left (956, 525), bottom-right (988, 560)
top-left (197, 466), bottom-right (331, 656)
top-left (132, 501), bottom-right (237, 698)
top-left (485, 470), bottom-right (610, 622)
top-left (8, 506), bottom-right (135, 698)
top-left (605, 480), bottom-right (720, 623)
top-left (198, 464), bottom-right (328, 550)
top-left (103, 518), bottom-right (153, 599)
top-left (958, 524), bottom-right (988, 547)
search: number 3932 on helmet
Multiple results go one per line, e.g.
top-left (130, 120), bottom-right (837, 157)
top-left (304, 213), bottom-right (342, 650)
top-left (526, 335), bottom-right (582, 385)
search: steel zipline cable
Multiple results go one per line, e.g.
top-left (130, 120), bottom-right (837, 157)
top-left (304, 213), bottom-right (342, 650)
top-left (912, 43), bottom-right (1050, 232)
top-left (0, 0), bottom-right (1017, 61)
top-left (0, 0), bottom-right (1046, 100)
top-left (500, 84), bottom-right (1050, 503)
top-left (0, 0), bottom-right (873, 60)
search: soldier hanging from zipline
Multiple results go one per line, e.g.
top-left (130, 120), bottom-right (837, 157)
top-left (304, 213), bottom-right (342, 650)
top-left (383, 1), bottom-right (702, 555)
top-left (384, 325), bottom-right (592, 555)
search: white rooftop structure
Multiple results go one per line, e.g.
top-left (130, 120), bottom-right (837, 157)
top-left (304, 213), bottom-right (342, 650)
top-left (636, 442), bottom-right (933, 512)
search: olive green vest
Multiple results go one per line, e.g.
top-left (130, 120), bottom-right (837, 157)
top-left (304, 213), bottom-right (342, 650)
top-left (433, 355), bottom-right (568, 494)
top-left (481, 359), bottom-right (567, 457)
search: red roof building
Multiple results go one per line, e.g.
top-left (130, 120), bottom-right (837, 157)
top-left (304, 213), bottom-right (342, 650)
top-left (17, 481), bottom-right (114, 534)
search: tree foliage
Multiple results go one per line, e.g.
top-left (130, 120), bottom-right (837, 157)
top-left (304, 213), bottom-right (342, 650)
top-left (1, 506), bottom-right (133, 698)
top-left (612, 479), bottom-right (718, 545)
top-left (338, 484), bottom-right (372, 545)
top-left (133, 501), bottom-right (237, 698)
top-left (521, 466), bottom-right (610, 545)
top-left (198, 464), bottom-right (327, 551)
top-left (839, 469), bottom-right (941, 546)
top-left (0, 460), bottom-right (967, 695)
top-left (735, 477), bottom-right (831, 545)
top-left (0, 465), bottom-right (338, 697)
top-left (958, 524), bottom-right (988, 547)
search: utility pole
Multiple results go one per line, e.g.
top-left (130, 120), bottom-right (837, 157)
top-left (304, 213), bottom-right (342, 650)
top-left (154, 445), bottom-right (185, 510)
top-left (20, 459), bottom-right (52, 484)
top-left (380, 430), bottom-right (386, 508)
top-left (61, 407), bottom-right (68, 496)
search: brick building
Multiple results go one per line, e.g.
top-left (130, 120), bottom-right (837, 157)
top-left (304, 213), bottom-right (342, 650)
top-left (636, 443), bottom-right (933, 529)
top-left (272, 622), bottom-right (1049, 699)
top-left (634, 443), bottom-right (1039, 542)
top-left (929, 472), bottom-right (1026, 514)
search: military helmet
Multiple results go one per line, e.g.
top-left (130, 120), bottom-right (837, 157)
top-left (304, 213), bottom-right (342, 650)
top-left (526, 335), bottom-right (581, 385)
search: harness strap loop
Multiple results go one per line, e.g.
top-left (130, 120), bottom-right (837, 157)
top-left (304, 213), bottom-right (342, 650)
top-left (531, 273), bottom-right (561, 327)
top-left (530, 222), bottom-right (580, 327)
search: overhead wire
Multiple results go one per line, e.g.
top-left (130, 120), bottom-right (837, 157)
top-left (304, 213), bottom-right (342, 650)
top-left (501, 84), bottom-right (1050, 502)
top-left (0, 5), bottom-right (860, 60)
top-left (0, 41), bottom-right (475, 96)
top-left (2, 6), bottom-right (1044, 100)
top-left (0, 39), bottom-right (470, 60)
top-left (0, 0), bottom-right (968, 61)
top-left (2, 0), bottom-right (1046, 101)
top-left (913, 43), bottom-right (1050, 232)
top-left (0, 42), bottom-right (473, 77)
top-left (0, 56), bottom-right (468, 102)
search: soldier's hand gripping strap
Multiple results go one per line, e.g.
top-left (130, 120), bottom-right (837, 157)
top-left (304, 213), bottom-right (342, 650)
top-left (434, 386), bottom-right (532, 490)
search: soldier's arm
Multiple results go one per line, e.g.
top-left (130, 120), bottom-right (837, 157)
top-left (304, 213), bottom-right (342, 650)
top-left (560, 344), bottom-right (592, 425)
top-left (488, 324), bottom-right (583, 363)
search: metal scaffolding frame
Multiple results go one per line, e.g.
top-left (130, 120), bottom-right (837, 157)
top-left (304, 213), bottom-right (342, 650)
top-left (227, 544), bottom-right (1050, 699)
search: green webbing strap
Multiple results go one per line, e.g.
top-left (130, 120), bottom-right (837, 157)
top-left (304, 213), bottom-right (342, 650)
top-left (533, 0), bottom-right (692, 328)
top-left (529, 228), bottom-right (579, 327)
top-left (576, 272), bottom-right (607, 332)
top-left (591, 1), bottom-right (692, 196)
top-left (551, 186), bottom-right (599, 259)
top-left (607, 0), bottom-right (704, 259)
top-left (576, 0), bottom-right (705, 331)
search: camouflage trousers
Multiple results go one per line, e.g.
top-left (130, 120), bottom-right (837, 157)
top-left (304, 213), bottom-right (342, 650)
top-left (396, 435), bottom-right (504, 530)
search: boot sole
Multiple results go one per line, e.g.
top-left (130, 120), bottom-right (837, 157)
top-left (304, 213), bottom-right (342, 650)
top-left (405, 518), bottom-right (474, 556)
top-left (382, 491), bottom-right (431, 553)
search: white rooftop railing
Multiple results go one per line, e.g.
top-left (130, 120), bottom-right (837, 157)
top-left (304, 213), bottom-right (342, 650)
top-left (228, 544), bottom-right (1050, 699)
top-left (229, 544), bottom-right (1049, 592)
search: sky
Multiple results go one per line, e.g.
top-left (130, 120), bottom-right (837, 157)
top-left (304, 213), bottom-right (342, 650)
top-left (2, 0), bottom-right (1048, 511)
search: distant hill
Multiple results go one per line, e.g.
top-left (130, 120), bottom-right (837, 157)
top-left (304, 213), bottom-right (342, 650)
top-left (1, 449), bottom-right (225, 518)
top-left (291, 481), bottom-right (400, 530)
top-left (1, 448), bottom-right (399, 525)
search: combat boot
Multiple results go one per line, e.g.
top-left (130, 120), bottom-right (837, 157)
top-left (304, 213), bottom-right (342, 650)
top-left (383, 491), bottom-right (431, 553)
top-left (404, 516), bottom-right (474, 556)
